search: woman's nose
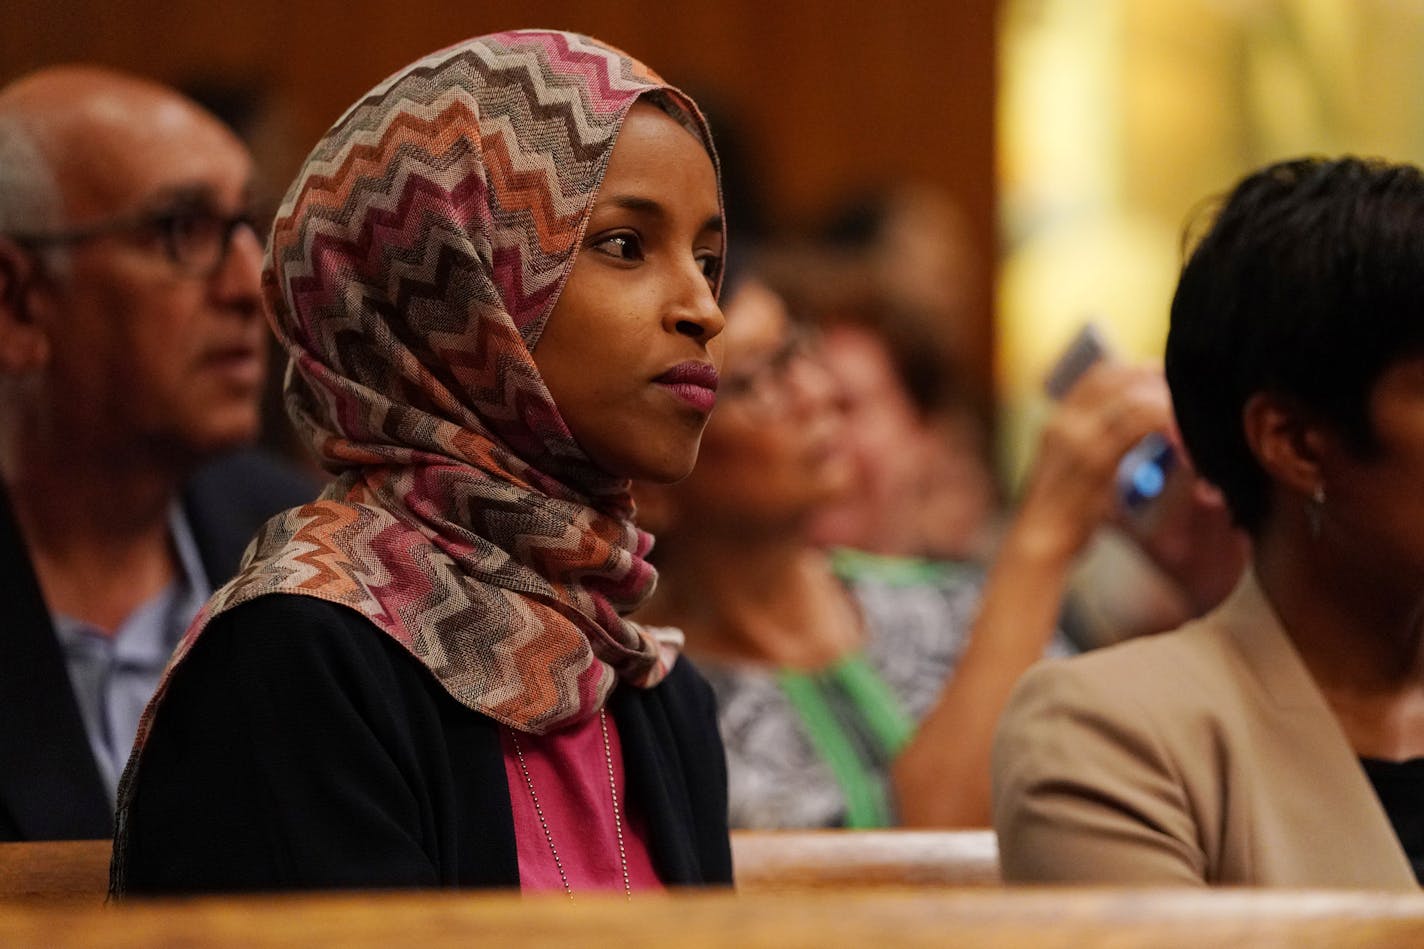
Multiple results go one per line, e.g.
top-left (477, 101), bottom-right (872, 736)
top-left (666, 267), bottom-right (725, 342)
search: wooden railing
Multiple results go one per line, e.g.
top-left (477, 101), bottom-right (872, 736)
top-left (731, 828), bottom-right (999, 890)
top-left (0, 830), bottom-right (1001, 904)
top-left (0, 887), bottom-right (1422, 947)
top-left (2, 835), bottom-right (1423, 948)
top-left (0, 839), bottom-right (109, 904)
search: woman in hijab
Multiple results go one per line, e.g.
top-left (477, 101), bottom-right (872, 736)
top-left (112, 30), bottom-right (731, 895)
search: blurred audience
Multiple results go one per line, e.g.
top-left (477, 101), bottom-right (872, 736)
top-left (0, 66), bottom-right (315, 840)
top-left (813, 181), bottom-right (983, 353)
top-left (809, 310), bottom-right (998, 563)
top-left (786, 180), bottom-right (1234, 645)
top-left (1058, 325), bottom-right (1252, 648)
top-left (182, 75), bottom-right (318, 477)
top-left (994, 156), bottom-right (1424, 888)
top-left (751, 183), bottom-right (999, 566)
top-left (634, 266), bottom-right (1208, 829)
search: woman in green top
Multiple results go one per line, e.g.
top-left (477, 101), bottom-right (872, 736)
top-left (633, 267), bottom-right (1241, 828)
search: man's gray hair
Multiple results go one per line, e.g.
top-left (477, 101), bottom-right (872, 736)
top-left (0, 116), bottom-right (70, 277)
top-left (0, 116), bottom-right (65, 236)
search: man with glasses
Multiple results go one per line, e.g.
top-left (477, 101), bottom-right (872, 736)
top-left (0, 66), bottom-right (315, 840)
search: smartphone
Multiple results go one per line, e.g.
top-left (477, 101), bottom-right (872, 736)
top-left (1043, 323), bottom-right (1176, 513)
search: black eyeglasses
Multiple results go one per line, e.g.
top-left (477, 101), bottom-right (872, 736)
top-left (11, 204), bottom-right (262, 277)
top-left (719, 325), bottom-right (818, 415)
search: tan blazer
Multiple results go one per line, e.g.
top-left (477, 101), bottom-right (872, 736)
top-left (992, 571), bottom-right (1417, 888)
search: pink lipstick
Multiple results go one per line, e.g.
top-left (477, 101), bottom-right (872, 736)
top-left (654, 361), bottom-right (719, 414)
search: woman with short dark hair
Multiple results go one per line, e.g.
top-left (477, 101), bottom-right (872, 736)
top-left (994, 156), bottom-right (1424, 888)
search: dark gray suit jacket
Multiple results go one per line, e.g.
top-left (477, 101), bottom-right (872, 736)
top-left (0, 450), bottom-right (316, 841)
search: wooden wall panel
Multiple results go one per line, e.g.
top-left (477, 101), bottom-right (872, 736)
top-left (1, 0), bottom-right (997, 396)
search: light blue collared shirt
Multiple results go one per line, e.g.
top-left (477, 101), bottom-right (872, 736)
top-left (51, 504), bottom-right (210, 805)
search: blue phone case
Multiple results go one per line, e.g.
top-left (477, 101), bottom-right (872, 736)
top-left (1045, 323), bottom-right (1175, 511)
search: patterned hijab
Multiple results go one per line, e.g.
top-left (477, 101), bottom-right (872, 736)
top-left (131, 31), bottom-right (721, 751)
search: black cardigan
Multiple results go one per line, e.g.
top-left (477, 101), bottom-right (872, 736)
top-left (116, 594), bottom-right (732, 894)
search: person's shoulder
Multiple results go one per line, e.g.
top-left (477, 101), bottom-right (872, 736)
top-left (832, 548), bottom-right (982, 590)
top-left (1009, 615), bottom-right (1240, 727)
top-left (186, 448), bottom-right (321, 512)
top-left (683, 651), bottom-right (777, 694)
top-left (658, 653), bottom-right (716, 705)
top-left (181, 449), bottom-right (324, 581)
top-left (1040, 615), bottom-right (1224, 673)
top-left (196, 593), bottom-right (412, 684)
top-left (164, 593), bottom-right (466, 750)
top-left (630, 653), bottom-right (727, 740)
top-left (211, 591), bottom-right (372, 633)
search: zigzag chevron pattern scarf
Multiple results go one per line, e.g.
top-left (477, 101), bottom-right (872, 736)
top-left (119, 31), bottom-right (721, 788)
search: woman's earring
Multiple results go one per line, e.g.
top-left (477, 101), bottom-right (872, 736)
top-left (1305, 485), bottom-right (1326, 539)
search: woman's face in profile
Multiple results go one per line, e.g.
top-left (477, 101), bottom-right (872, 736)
top-left (809, 324), bottom-right (934, 544)
top-left (534, 101), bottom-right (725, 484)
top-left (668, 278), bottom-right (853, 524)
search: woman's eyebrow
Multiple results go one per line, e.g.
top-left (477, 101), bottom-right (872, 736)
top-left (605, 194), bottom-right (663, 216)
top-left (599, 196), bottom-right (724, 234)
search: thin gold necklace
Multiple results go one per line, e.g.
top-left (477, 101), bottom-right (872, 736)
top-left (508, 708), bottom-right (631, 901)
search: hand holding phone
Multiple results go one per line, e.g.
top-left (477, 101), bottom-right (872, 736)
top-left (1043, 323), bottom-right (1176, 514)
top-left (1034, 323), bottom-right (1248, 614)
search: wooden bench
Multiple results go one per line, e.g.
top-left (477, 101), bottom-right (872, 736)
top-left (1, 887), bottom-right (1423, 947)
top-left (0, 830), bottom-right (1001, 903)
top-left (0, 839), bottom-right (110, 904)
top-left (731, 828), bottom-right (1000, 890)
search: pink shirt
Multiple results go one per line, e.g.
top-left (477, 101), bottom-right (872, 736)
top-left (502, 711), bottom-right (663, 894)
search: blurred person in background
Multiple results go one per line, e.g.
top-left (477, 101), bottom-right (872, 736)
top-left (808, 306), bottom-right (999, 566)
top-left (182, 75), bottom-right (320, 479)
top-left (766, 183), bottom-right (998, 567)
top-left (782, 183), bottom-right (1229, 649)
top-left (633, 263), bottom-right (1230, 828)
top-left (815, 181), bottom-right (982, 352)
top-left (0, 66), bottom-right (315, 840)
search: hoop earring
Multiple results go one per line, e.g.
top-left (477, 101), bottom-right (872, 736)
top-left (1305, 485), bottom-right (1326, 539)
